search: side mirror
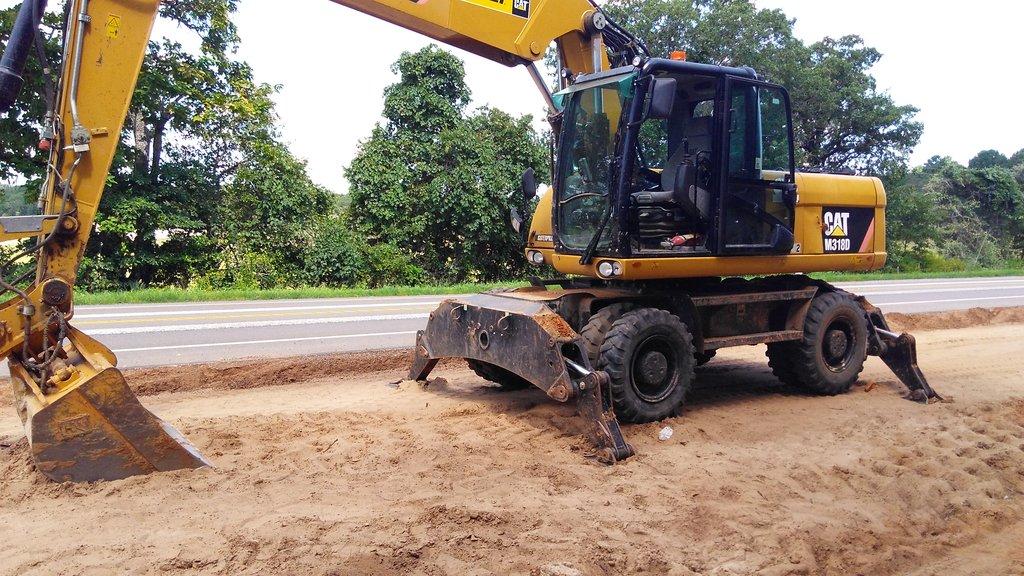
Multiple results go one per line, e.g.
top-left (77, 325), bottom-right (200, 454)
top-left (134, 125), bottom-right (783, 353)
top-left (646, 77), bottom-right (677, 120)
top-left (510, 206), bottom-right (530, 243)
top-left (521, 168), bottom-right (537, 203)
top-left (510, 207), bottom-right (523, 234)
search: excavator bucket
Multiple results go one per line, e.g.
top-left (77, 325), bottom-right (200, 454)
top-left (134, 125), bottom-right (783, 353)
top-left (9, 328), bottom-right (209, 483)
top-left (409, 291), bottom-right (635, 463)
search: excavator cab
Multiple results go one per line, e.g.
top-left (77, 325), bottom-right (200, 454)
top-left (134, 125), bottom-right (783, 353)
top-left (551, 61), bottom-right (798, 265)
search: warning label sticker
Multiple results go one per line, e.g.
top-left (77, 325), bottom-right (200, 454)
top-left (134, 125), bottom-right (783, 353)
top-left (106, 14), bottom-right (121, 39)
top-left (464, 0), bottom-right (531, 19)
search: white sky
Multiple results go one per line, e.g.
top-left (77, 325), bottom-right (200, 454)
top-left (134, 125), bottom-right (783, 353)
top-left (5, 0), bottom-right (1023, 193)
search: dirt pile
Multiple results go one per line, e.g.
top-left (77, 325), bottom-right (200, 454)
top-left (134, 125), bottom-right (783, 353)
top-left (885, 306), bottom-right (1024, 332)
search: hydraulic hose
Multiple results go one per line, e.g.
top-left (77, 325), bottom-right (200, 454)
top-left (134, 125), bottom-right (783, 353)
top-left (0, 0), bottom-right (48, 112)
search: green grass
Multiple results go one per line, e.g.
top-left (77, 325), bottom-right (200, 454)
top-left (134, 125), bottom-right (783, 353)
top-left (76, 282), bottom-right (522, 305)
top-left (75, 267), bottom-right (1024, 306)
top-left (812, 267), bottom-right (1024, 283)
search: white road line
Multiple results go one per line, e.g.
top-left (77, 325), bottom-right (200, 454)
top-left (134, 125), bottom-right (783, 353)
top-left (852, 285), bottom-right (1024, 297)
top-left (76, 301), bottom-right (441, 319)
top-left (77, 294), bottom-right (459, 312)
top-left (839, 278), bottom-right (1024, 290)
top-left (112, 330), bottom-right (418, 353)
top-left (87, 313), bottom-right (429, 335)
top-left (880, 295), bottom-right (1024, 307)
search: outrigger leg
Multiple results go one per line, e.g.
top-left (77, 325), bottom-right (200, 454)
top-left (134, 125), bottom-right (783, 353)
top-left (857, 297), bottom-right (943, 403)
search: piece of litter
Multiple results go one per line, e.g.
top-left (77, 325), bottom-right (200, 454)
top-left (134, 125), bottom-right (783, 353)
top-left (864, 381), bottom-right (877, 393)
top-left (659, 426), bottom-right (674, 441)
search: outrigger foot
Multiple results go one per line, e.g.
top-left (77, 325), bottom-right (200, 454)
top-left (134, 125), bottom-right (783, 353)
top-left (574, 369), bottom-right (635, 464)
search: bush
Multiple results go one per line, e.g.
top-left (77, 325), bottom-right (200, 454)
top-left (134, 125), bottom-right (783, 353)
top-left (363, 243), bottom-right (425, 288)
top-left (191, 251), bottom-right (290, 290)
top-left (302, 218), bottom-right (367, 287)
top-left (920, 252), bottom-right (966, 273)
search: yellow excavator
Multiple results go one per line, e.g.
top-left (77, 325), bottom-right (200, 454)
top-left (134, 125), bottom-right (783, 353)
top-left (0, 0), bottom-right (938, 481)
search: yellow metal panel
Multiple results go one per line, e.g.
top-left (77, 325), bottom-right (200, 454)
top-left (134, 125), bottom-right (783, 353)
top-left (335, 0), bottom-right (596, 66)
top-left (551, 252), bottom-right (882, 280)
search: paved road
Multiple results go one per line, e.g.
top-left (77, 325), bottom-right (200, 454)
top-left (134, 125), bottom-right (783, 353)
top-left (71, 276), bottom-right (1024, 368)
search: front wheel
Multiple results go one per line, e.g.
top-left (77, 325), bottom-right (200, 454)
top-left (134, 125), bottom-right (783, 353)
top-left (599, 308), bottom-right (695, 423)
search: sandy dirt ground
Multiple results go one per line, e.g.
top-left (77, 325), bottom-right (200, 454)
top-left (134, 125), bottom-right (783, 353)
top-left (1, 308), bottom-right (1024, 575)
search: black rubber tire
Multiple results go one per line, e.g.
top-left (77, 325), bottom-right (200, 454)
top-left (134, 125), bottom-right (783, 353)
top-left (599, 308), bottom-right (695, 423)
top-left (580, 303), bottom-right (633, 366)
top-left (695, 349), bottom-right (717, 367)
top-left (466, 360), bottom-right (532, 391)
top-left (766, 292), bottom-right (868, 395)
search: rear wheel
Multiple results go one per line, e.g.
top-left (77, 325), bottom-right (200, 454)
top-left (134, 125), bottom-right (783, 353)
top-left (466, 360), bottom-right (532, 391)
top-left (766, 292), bottom-right (867, 395)
top-left (599, 308), bottom-right (695, 423)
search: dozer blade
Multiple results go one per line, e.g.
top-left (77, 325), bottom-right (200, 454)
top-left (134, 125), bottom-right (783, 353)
top-left (410, 292), bottom-right (635, 463)
top-left (856, 296), bottom-right (943, 403)
top-left (10, 328), bottom-right (209, 482)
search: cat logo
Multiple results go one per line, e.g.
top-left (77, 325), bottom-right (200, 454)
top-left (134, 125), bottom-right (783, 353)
top-left (465, 0), bottom-right (531, 18)
top-left (823, 211), bottom-right (852, 252)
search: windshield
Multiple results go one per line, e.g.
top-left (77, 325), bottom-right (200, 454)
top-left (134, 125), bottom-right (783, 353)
top-left (557, 79), bottom-right (631, 251)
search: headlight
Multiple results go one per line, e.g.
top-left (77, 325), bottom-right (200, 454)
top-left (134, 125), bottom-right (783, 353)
top-left (528, 250), bottom-right (545, 266)
top-left (597, 260), bottom-right (617, 278)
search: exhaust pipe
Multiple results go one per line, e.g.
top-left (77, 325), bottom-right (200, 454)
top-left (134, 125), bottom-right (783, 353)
top-left (0, 0), bottom-right (47, 112)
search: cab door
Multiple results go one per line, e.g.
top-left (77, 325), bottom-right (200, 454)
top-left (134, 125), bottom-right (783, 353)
top-left (718, 78), bottom-right (797, 255)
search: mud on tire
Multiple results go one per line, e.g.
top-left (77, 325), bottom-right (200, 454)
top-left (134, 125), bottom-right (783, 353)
top-left (766, 292), bottom-right (868, 395)
top-left (466, 360), bottom-right (532, 391)
top-left (599, 308), bottom-right (695, 423)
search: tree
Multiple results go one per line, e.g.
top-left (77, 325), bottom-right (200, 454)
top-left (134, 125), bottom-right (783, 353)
top-left (3, 1), bottom-right (334, 290)
top-left (969, 149), bottom-right (1011, 170)
top-left (219, 141), bottom-right (333, 283)
top-left (346, 46), bottom-right (549, 282)
top-left (1010, 148), bottom-right (1024, 168)
top-left (601, 0), bottom-right (922, 175)
top-left (891, 155), bottom-right (1024, 269)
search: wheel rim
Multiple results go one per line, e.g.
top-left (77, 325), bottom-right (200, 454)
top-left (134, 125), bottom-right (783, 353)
top-left (630, 334), bottom-right (679, 402)
top-left (822, 316), bottom-right (857, 373)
